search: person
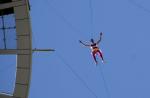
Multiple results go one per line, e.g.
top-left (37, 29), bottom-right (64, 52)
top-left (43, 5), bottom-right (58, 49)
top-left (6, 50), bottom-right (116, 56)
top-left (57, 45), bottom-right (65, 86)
top-left (79, 32), bottom-right (104, 64)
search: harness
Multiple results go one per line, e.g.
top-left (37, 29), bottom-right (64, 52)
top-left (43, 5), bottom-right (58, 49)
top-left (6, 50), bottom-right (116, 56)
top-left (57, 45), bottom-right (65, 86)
top-left (91, 43), bottom-right (99, 52)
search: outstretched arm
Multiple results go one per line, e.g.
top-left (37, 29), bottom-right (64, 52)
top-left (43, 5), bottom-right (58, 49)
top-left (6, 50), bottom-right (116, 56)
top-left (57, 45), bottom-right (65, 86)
top-left (97, 32), bottom-right (103, 44)
top-left (79, 40), bottom-right (90, 46)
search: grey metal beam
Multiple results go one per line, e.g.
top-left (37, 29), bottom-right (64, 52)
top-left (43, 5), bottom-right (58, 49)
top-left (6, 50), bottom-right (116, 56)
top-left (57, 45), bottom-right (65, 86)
top-left (0, 49), bottom-right (17, 54)
top-left (0, 0), bottom-right (26, 10)
top-left (0, 49), bottom-right (55, 54)
top-left (0, 94), bottom-right (13, 98)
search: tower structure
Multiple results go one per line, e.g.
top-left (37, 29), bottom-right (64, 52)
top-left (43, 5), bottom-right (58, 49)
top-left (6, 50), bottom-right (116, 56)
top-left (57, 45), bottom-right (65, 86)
top-left (1, 0), bottom-right (33, 98)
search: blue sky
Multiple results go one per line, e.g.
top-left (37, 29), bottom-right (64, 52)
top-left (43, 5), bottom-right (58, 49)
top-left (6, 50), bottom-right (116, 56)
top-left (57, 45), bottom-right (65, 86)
top-left (1, 0), bottom-right (150, 98)
top-left (28, 0), bottom-right (150, 98)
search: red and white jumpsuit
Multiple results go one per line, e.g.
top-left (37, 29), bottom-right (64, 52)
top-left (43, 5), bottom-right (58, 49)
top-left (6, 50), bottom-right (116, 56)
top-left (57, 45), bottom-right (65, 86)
top-left (90, 43), bottom-right (104, 64)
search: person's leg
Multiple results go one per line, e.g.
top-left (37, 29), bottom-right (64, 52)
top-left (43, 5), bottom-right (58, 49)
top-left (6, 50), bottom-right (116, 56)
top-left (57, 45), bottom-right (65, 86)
top-left (92, 52), bottom-right (98, 64)
top-left (97, 50), bottom-right (104, 62)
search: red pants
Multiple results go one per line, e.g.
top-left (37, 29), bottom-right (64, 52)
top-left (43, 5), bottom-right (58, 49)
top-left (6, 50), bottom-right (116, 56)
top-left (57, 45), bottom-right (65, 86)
top-left (92, 50), bottom-right (104, 63)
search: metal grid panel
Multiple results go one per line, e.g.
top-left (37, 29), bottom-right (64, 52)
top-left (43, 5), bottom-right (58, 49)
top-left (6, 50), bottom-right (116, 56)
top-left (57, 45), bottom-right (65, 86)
top-left (0, 14), bottom-right (16, 49)
top-left (0, 55), bottom-right (16, 95)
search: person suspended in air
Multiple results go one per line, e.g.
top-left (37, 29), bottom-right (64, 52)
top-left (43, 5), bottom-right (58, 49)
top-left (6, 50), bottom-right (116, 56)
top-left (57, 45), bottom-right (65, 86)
top-left (79, 32), bottom-right (104, 65)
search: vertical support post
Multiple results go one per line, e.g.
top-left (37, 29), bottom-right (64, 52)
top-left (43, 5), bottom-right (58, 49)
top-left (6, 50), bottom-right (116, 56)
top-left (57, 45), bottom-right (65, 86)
top-left (13, 0), bottom-right (32, 98)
